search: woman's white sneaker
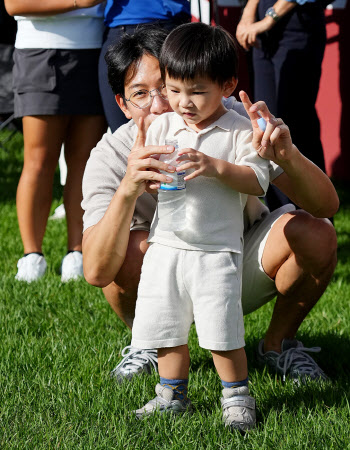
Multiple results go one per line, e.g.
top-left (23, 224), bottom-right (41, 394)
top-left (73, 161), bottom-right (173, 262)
top-left (15, 253), bottom-right (47, 282)
top-left (61, 251), bottom-right (84, 282)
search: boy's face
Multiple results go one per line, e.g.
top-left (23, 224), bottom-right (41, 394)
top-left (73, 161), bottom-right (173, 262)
top-left (165, 74), bottom-right (237, 131)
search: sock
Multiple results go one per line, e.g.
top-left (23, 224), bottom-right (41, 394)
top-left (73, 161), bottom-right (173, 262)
top-left (67, 250), bottom-right (82, 255)
top-left (160, 377), bottom-right (188, 402)
top-left (221, 377), bottom-right (249, 389)
top-left (24, 252), bottom-right (44, 257)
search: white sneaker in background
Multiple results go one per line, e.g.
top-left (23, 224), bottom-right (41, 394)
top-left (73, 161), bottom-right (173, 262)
top-left (15, 253), bottom-right (47, 282)
top-left (61, 251), bottom-right (84, 282)
top-left (49, 203), bottom-right (66, 220)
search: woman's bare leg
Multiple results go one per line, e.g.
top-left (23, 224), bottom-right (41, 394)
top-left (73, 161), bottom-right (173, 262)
top-left (63, 115), bottom-right (106, 251)
top-left (17, 115), bottom-right (69, 254)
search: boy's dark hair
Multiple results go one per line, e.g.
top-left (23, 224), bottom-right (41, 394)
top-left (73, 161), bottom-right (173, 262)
top-left (160, 22), bottom-right (238, 85)
top-left (105, 25), bottom-right (169, 96)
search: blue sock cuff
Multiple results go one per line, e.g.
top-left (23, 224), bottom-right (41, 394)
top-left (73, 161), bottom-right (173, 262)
top-left (160, 377), bottom-right (188, 386)
top-left (221, 377), bottom-right (249, 388)
top-left (160, 377), bottom-right (188, 402)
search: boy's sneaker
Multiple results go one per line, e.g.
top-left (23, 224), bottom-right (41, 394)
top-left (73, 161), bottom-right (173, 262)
top-left (133, 383), bottom-right (192, 418)
top-left (257, 339), bottom-right (328, 383)
top-left (15, 253), bottom-right (47, 282)
top-left (61, 251), bottom-right (84, 282)
top-left (221, 386), bottom-right (256, 432)
top-left (110, 345), bottom-right (158, 382)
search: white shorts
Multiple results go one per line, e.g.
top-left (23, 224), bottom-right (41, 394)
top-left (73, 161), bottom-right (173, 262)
top-left (131, 244), bottom-right (245, 352)
top-left (241, 204), bottom-right (296, 314)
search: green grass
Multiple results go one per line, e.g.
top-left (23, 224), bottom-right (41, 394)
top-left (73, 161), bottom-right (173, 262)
top-left (0, 129), bottom-right (349, 449)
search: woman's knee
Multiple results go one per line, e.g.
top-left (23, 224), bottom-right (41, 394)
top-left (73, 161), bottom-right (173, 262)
top-left (22, 146), bottom-right (58, 179)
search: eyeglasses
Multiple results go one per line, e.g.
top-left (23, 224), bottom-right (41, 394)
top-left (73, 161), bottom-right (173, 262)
top-left (125, 85), bottom-right (168, 109)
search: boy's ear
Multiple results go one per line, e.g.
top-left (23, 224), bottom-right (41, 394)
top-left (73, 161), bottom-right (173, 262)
top-left (115, 94), bottom-right (132, 119)
top-left (223, 78), bottom-right (238, 98)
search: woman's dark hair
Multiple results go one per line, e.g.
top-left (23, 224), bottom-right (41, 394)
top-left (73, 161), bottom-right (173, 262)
top-left (105, 25), bottom-right (169, 96)
top-left (160, 22), bottom-right (239, 85)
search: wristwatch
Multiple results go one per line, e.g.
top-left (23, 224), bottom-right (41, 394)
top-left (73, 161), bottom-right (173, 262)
top-left (265, 7), bottom-right (280, 21)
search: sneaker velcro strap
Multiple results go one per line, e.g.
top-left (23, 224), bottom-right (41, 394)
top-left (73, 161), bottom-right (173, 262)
top-left (149, 397), bottom-right (172, 408)
top-left (222, 395), bottom-right (255, 410)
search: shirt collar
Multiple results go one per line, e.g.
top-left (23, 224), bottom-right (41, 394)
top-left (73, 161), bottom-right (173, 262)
top-left (170, 109), bottom-right (236, 136)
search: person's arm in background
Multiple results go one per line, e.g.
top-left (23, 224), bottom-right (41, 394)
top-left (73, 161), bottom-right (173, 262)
top-left (236, 0), bottom-right (296, 50)
top-left (236, 0), bottom-right (259, 50)
top-left (4, 0), bottom-right (104, 17)
top-left (239, 91), bottom-right (339, 218)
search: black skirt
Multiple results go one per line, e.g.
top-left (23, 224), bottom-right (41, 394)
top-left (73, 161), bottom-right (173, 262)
top-left (13, 48), bottom-right (104, 117)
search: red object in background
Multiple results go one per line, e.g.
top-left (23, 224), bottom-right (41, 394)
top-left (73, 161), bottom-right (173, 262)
top-left (192, 0), bottom-right (349, 181)
top-left (316, 5), bottom-right (350, 181)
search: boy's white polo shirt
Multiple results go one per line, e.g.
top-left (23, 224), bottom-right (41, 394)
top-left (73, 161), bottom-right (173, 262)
top-left (146, 110), bottom-right (269, 254)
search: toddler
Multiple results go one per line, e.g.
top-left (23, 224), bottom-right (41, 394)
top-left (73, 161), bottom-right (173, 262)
top-left (131, 22), bottom-right (269, 431)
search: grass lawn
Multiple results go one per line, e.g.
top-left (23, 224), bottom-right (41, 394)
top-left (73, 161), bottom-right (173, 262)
top-left (0, 128), bottom-right (349, 449)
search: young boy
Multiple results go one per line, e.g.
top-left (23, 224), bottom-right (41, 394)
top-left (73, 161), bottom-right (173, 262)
top-left (131, 22), bottom-right (269, 431)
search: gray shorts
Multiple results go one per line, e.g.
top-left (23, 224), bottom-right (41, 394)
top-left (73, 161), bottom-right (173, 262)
top-left (241, 204), bottom-right (296, 314)
top-left (13, 48), bottom-right (104, 118)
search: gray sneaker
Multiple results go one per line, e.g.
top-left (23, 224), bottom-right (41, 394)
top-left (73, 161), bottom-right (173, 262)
top-left (133, 383), bottom-right (192, 418)
top-left (110, 346), bottom-right (158, 382)
top-left (257, 339), bottom-right (328, 383)
top-left (221, 386), bottom-right (256, 432)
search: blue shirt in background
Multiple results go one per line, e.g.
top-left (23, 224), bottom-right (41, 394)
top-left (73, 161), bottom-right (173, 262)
top-left (104, 0), bottom-right (190, 28)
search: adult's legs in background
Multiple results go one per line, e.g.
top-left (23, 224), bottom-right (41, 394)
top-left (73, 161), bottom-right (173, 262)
top-left (17, 114), bottom-right (106, 256)
top-left (17, 115), bottom-right (69, 254)
top-left (253, 3), bottom-right (327, 211)
top-left (63, 114), bottom-right (106, 251)
top-left (275, 38), bottom-right (326, 172)
top-left (253, 44), bottom-right (290, 210)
